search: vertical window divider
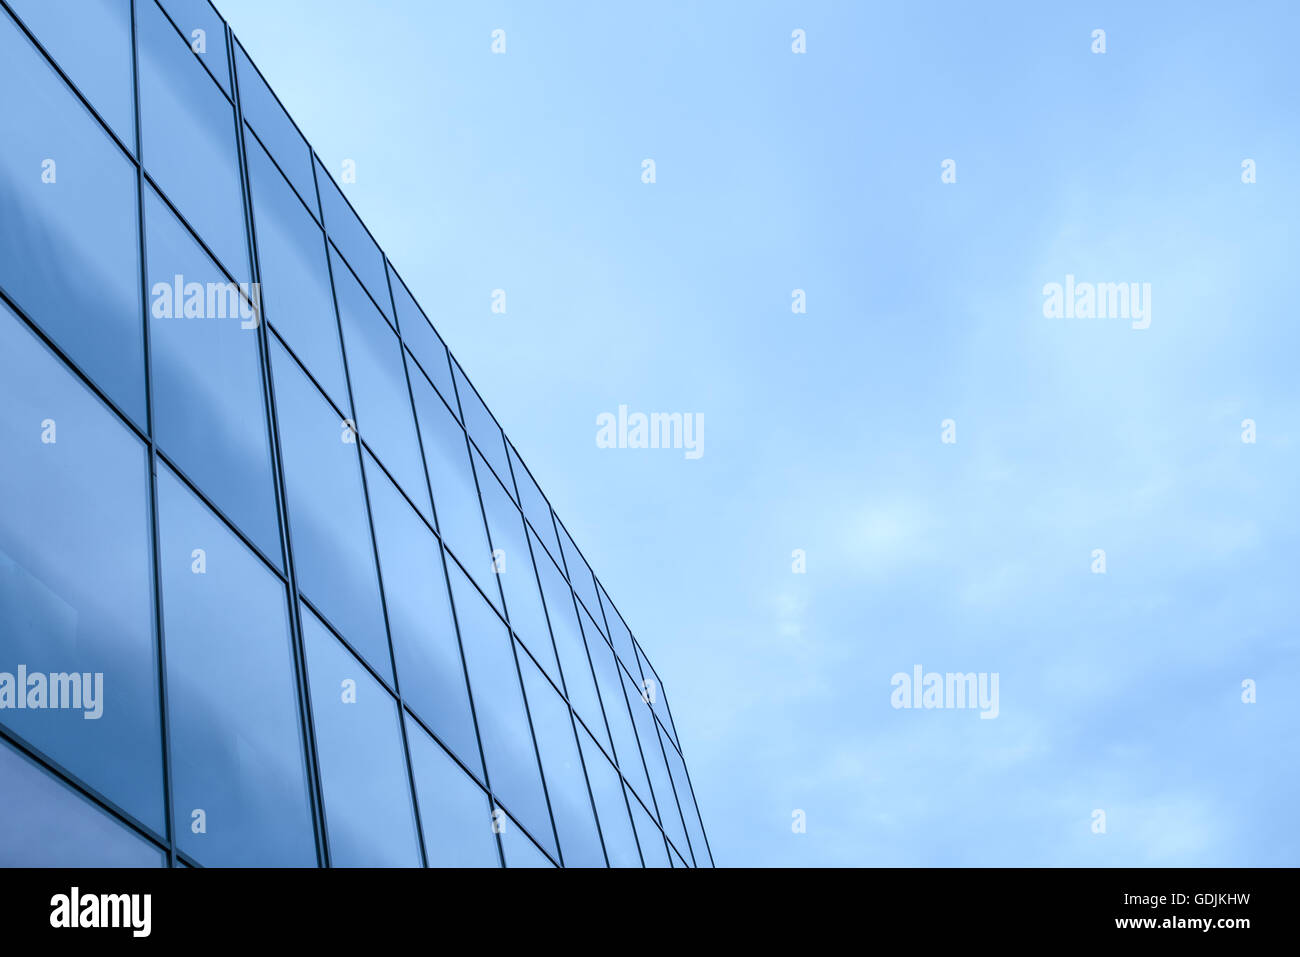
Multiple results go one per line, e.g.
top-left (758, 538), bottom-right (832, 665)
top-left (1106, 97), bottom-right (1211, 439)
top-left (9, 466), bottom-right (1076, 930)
top-left (227, 19), bottom-right (331, 869)
top-left (130, 0), bottom-right (178, 870)
top-left (314, 165), bottom-right (429, 869)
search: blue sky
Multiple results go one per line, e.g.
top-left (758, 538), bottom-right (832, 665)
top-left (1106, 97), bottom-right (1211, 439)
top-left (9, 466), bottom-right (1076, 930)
top-left (216, 0), bottom-right (1300, 866)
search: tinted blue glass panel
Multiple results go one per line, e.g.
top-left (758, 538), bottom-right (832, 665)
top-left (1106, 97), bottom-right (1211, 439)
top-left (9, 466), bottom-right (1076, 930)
top-left (302, 605), bottom-right (421, 867)
top-left (518, 654), bottom-right (604, 868)
top-left (332, 247), bottom-right (430, 521)
top-left (409, 368), bottom-right (497, 608)
top-left (476, 463), bottom-right (560, 684)
top-left (138, 0), bottom-right (247, 283)
top-left (157, 0), bottom-right (230, 94)
top-left (623, 667), bottom-right (677, 834)
top-left (388, 264), bottom-right (457, 411)
top-left (363, 451), bottom-right (480, 777)
top-left (637, 644), bottom-right (680, 750)
top-left (155, 464), bottom-right (315, 866)
top-left (627, 790), bottom-right (670, 868)
top-left (233, 42), bottom-right (316, 217)
top-left (500, 818), bottom-right (553, 868)
top-left (648, 720), bottom-right (691, 861)
top-left (145, 186), bottom-right (280, 565)
top-left (0, 15), bottom-right (144, 424)
top-left (405, 717), bottom-right (498, 868)
top-left (577, 728), bottom-right (641, 868)
top-left (452, 360), bottom-right (511, 492)
top-left (556, 519), bottom-right (603, 637)
top-left (446, 563), bottom-right (552, 857)
top-left (508, 443), bottom-right (562, 563)
top-left (0, 303), bottom-right (163, 832)
top-left (597, 583), bottom-right (641, 679)
top-left (663, 733), bottom-right (710, 867)
top-left (533, 544), bottom-right (607, 751)
top-left (315, 156), bottom-right (390, 325)
top-left (246, 134), bottom-right (350, 411)
top-left (5, 0), bottom-right (135, 150)
top-left (584, 620), bottom-right (651, 805)
top-left (0, 739), bottom-right (163, 867)
top-left (270, 337), bottom-right (390, 682)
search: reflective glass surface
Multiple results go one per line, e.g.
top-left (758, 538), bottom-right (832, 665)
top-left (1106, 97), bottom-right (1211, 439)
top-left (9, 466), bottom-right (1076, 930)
top-left (5, 0), bottom-right (135, 150)
top-left (533, 544), bottom-right (607, 752)
top-left (364, 451), bottom-right (479, 776)
top-left (270, 337), bottom-right (390, 682)
top-left (409, 368), bottom-right (497, 607)
top-left (302, 605), bottom-right (421, 867)
top-left (447, 563), bottom-right (552, 857)
top-left (333, 247), bottom-right (430, 521)
top-left (234, 41), bottom-right (315, 216)
top-left (476, 463), bottom-right (561, 684)
top-left (518, 654), bottom-right (604, 868)
top-left (0, 303), bottom-right (163, 833)
top-left (138, 0), bottom-right (247, 283)
top-left (0, 739), bottom-right (164, 867)
top-left (452, 359), bottom-right (511, 492)
top-left (0, 0), bottom-right (709, 867)
top-left (155, 463), bottom-right (315, 866)
top-left (405, 717), bottom-right (498, 868)
top-left (145, 185), bottom-right (281, 564)
top-left (157, 0), bottom-right (230, 94)
top-left (246, 134), bottom-right (349, 411)
top-left (388, 264), bottom-right (457, 411)
top-left (315, 155), bottom-right (390, 325)
top-left (0, 12), bottom-right (144, 424)
top-left (577, 727), bottom-right (641, 868)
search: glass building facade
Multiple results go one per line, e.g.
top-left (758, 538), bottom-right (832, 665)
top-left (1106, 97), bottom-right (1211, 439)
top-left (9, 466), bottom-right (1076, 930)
top-left (0, 0), bottom-right (712, 868)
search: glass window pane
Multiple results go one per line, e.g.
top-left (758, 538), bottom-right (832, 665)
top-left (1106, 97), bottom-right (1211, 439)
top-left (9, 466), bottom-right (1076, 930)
top-left (0, 303), bottom-right (163, 833)
top-left (315, 155), bottom-right (390, 325)
top-left (302, 605), bottom-right (421, 867)
top-left (389, 264), bottom-right (457, 411)
top-left (508, 443), bottom-right (562, 563)
top-left (624, 668), bottom-right (679, 838)
top-left (577, 728), bottom-right (641, 868)
top-left (363, 451), bottom-right (480, 778)
top-left (518, 653), bottom-right (604, 868)
top-left (5, 0), bottom-right (135, 150)
top-left (0, 14), bottom-right (144, 424)
top-left (138, 0), bottom-right (247, 283)
top-left (627, 789), bottom-right (670, 868)
top-left (145, 185), bottom-right (280, 565)
top-left (638, 644), bottom-right (681, 751)
top-left (247, 134), bottom-right (350, 411)
top-left (477, 464), bottom-right (560, 684)
top-left (597, 584), bottom-right (641, 680)
top-left (233, 41), bottom-right (315, 217)
top-left (663, 733), bottom-right (711, 867)
top-left (446, 563), bottom-right (553, 858)
top-left (405, 717), bottom-right (498, 868)
top-left (332, 247), bottom-right (430, 521)
top-left (500, 816), bottom-right (553, 868)
top-left (409, 368), bottom-right (497, 605)
top-left (270, 337), bottom-right (390, 683)
top-left (0, 739), bottom-right (164, 867)
top-left (533, 544), bottom-right (607, 752)
top-left (155, 463), bottom-right (315, 866)
top-left (648, 719), bottom-right (691, 863)
top-left (451, 360), bottom-right (511, 492)
top-left (157, 0), bottom-right (230, 94)
top-left (584, 620), bottom-right (651, 807)
top-left (556, 518), bottom-right (603, 636)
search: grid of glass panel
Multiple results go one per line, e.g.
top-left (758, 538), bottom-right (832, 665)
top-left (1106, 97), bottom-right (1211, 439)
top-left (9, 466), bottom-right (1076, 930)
top-left (0, 0), bottom-right (712, 868)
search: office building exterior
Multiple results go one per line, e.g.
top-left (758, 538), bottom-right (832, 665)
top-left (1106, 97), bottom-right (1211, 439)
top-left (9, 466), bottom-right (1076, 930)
top-left (0, 0), bottom-right (712, 868)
